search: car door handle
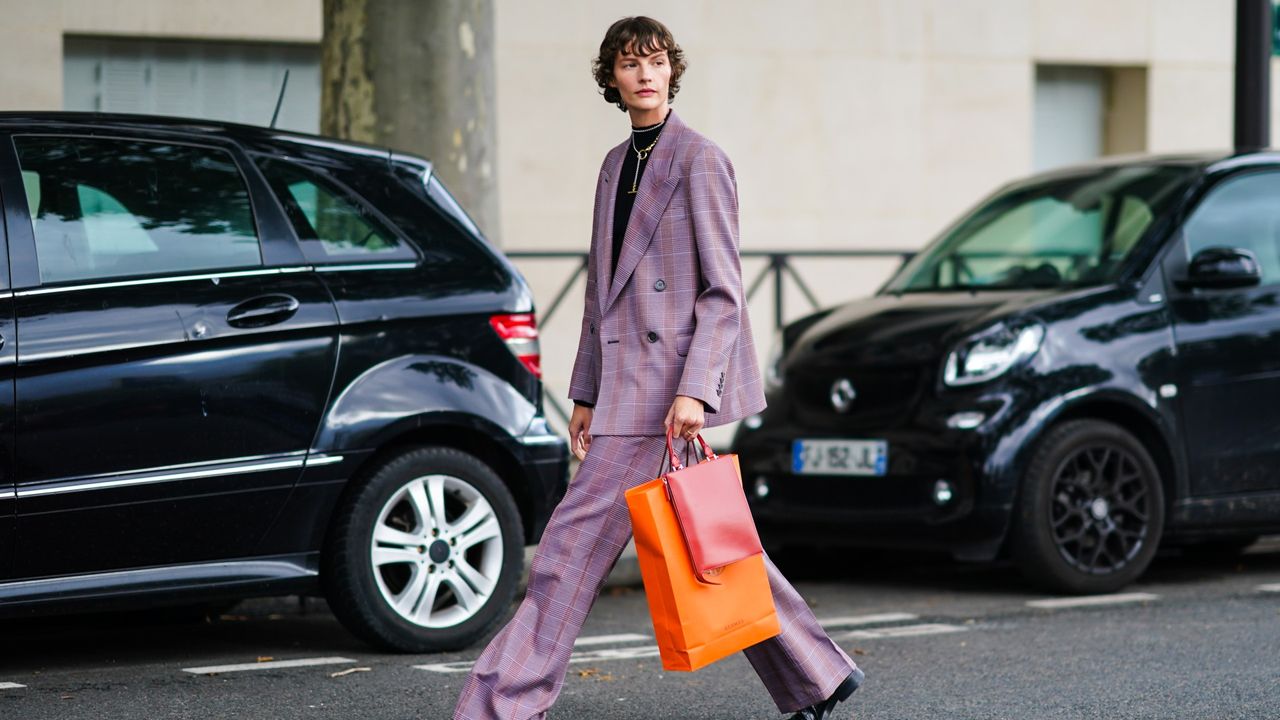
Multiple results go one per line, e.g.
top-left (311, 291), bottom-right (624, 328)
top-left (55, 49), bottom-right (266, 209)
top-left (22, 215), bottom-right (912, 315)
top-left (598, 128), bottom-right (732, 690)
top-left (226, 294), bottom-right (301, 328)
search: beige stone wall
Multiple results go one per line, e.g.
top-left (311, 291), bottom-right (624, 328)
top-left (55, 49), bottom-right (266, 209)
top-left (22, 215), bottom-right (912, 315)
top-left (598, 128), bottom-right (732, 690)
top-left (0, 0), bottom-right (321, 111)
top-left (497, 0), bottom-right (1243, 257)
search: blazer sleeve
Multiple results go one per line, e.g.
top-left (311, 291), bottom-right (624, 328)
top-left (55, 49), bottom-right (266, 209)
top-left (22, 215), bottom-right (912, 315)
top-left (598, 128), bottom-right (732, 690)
top-left (567, 175), bottom-right (605, 406)
top-left (676, 143), bottom-right (743, 414)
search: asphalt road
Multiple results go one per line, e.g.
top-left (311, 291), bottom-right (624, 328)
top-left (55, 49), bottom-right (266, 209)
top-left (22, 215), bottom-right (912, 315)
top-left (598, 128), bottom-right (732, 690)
top-left (3, 540), bottom-right (1278, 719)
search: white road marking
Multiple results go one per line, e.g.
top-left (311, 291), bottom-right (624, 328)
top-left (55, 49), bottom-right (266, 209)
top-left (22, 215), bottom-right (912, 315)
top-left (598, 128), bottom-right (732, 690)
top-left (419, 616), bottom-right (934, 674)
top-left (1026, 592), bottom-right (1159, 609)
top-left (0, 682), bottom-right (26, 690)
top-left (417, 645), bottom-right (663, 674)
top-left (415, 660), bottom-right (480, 674)
top-left (566, 646), bottom-right (662, 663)
top-left (1259, 583), bottom-right (1280, 593)
top-left (841, 623), bottom-right (968, 640)
top-left (574, 633), bottom-right (651, 647)
top-left (183, 657), bottom-right (357, 675)
top-left (818, 613), bottom-right (918, 628)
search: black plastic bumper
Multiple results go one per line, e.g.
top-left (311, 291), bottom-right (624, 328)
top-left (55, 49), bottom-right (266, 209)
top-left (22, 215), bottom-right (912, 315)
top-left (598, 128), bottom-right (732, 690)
top-left (732, 420), bottom-right (1014, 561)
top-left (512, 426), bottom-right (570, 544)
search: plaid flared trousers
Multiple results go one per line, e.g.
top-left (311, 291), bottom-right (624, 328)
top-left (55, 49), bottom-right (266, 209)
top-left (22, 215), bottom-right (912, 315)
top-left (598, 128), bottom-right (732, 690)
top-left (453, 434), bottom-right (859, 719)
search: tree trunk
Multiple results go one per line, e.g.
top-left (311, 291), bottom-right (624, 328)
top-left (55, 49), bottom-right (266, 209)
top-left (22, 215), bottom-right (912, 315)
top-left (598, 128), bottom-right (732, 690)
top-left (321, 0), bottom-right (499, 241)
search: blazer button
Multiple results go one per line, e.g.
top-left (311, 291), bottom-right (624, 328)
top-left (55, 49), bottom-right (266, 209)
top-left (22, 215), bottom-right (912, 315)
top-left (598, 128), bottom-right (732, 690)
top-left (654, 279), bottom-right (666, 291)
top-left (647, 331), bottom-right (659, 343)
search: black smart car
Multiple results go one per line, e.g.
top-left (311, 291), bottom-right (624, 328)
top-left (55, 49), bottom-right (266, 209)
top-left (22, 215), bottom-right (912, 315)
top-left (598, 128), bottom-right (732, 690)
top-left (734, 151), bottom-right (1280, 594)
top-left (0, 113), bottom-right (568, 652)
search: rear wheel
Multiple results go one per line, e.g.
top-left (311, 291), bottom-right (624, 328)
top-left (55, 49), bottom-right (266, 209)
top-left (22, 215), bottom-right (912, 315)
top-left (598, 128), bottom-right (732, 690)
top-left (1012, 420), bottom-right (1164, 594)
top-left (323, 446), bottom-right (524, 652)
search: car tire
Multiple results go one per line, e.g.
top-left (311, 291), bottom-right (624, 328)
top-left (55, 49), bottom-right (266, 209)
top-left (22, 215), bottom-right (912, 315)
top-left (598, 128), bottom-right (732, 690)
top-left (323, 446), bottom-right (524, 653)
top-left (1012, 419), bottom-right (1165, 594)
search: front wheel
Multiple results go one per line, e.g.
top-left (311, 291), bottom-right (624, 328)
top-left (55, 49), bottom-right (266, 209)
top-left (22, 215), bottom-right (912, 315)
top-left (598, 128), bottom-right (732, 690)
top-left (323, 446), bottom-right (524, 652)
top-left (1011, 420), bottom-right (1165, 594)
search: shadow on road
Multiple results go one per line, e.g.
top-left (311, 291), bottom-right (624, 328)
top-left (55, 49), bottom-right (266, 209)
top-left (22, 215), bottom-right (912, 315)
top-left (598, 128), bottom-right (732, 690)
top-left (0, 596), bottom-right (366, 673)
top-left (769, 535), bottom-right (1280, 596)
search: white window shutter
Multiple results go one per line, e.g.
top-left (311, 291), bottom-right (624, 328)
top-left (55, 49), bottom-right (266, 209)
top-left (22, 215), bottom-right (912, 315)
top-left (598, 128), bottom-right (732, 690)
top-left (63, 37), bottom-right (320, 134)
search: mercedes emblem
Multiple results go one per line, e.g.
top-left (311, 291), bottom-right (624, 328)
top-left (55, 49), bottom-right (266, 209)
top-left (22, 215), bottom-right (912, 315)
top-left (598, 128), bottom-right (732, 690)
top-left (830, 378), bottom-right (857, 413)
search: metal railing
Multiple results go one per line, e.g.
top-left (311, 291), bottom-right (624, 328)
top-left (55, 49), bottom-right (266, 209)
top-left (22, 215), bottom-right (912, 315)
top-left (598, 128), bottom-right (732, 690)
top-left (507, 249), bottom-right (915, 429)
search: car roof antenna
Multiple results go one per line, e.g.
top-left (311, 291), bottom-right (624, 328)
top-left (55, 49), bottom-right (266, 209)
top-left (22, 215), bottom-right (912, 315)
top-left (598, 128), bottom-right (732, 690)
top-left (269, 69), bottom-right (291, 129)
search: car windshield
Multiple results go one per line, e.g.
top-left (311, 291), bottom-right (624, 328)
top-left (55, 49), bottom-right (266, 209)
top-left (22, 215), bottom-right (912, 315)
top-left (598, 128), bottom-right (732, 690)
top-left (885, 164), bottom-right (1197, 293)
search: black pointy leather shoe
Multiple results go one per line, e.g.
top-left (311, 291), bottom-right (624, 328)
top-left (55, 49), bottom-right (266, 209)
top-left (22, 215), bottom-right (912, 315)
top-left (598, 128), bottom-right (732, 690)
top-left (786, 668), bottom-right (864, 720)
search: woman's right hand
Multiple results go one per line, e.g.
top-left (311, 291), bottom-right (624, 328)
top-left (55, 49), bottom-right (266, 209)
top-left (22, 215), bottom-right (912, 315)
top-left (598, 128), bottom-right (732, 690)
top-left (568, 404), bottom-right (594, 461)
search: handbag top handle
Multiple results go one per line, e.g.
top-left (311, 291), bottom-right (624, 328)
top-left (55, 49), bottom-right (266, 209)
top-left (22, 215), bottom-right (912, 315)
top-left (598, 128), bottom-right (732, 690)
top-left (664, 428), bottom-right (718, 473)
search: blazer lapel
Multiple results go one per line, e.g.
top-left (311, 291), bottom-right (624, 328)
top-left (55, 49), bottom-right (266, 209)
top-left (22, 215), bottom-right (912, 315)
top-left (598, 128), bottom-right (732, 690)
top-left (596, 141), bottom-right (628, 313)
top-left (605, 112), bottom-right (687, 312)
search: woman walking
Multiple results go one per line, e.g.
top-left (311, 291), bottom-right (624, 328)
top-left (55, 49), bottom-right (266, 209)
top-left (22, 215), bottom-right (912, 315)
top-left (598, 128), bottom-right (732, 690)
top-left (453, 16), bottom-right (863, 719)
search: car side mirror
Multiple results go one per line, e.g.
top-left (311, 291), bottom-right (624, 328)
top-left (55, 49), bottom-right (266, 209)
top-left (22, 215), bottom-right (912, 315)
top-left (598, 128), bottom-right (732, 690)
top-left (1179, 246), bottom-right (1263, 290)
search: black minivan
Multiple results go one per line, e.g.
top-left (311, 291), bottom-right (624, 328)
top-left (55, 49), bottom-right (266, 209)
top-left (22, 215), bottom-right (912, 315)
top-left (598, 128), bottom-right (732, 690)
top-left (0, 113), bottom-right (568, 652)
top-left (735, 151), bottom-right (1280, 594)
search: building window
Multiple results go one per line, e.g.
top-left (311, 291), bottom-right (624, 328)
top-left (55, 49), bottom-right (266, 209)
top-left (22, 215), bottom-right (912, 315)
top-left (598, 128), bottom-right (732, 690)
top-left (1033, 65), bottom-right (1148, 172)
top-left (63, 37), bottom-right (320, 134)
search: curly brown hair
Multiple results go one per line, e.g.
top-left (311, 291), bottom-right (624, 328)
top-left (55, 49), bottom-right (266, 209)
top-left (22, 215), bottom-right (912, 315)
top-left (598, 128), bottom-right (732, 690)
top-left (592, 16), bottom-right (687, 112)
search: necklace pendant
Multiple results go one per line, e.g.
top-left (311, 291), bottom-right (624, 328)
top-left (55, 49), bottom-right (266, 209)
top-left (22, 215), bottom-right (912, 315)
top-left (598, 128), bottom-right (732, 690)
top-left (628, 184), bottom-right (638, 195)
top-left (637, 151), bottom-right (649, 161)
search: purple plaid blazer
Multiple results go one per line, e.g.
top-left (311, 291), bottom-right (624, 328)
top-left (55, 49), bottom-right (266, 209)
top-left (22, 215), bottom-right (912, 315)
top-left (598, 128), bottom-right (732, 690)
top-left (568, 111), bottom-right (766, 435)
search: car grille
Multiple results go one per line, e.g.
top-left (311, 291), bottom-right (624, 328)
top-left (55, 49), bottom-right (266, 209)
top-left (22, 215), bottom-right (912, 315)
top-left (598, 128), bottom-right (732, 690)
top-left (787, 364), bottom-right (925, 429)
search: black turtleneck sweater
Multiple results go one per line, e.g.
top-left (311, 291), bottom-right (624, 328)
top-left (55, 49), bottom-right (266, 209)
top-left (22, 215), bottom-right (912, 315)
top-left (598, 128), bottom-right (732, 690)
top-left (611, 113), bottom-right (668, 279)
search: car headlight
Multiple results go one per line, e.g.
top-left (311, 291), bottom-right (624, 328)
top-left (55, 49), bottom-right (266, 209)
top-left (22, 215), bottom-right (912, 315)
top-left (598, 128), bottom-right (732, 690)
top-left (766, 329), bottom-right (784, 388)
top-left (943, 322), bottom-right (1044, 387)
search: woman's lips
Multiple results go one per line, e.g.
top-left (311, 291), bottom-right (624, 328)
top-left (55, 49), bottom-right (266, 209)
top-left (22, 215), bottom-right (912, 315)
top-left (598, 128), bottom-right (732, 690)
top-left (637, 90), bottom-right (656, 96)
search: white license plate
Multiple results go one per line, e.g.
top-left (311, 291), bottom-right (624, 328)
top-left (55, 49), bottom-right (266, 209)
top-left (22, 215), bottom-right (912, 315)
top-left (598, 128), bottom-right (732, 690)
top-left (792, 439), bottom-right (888, 476)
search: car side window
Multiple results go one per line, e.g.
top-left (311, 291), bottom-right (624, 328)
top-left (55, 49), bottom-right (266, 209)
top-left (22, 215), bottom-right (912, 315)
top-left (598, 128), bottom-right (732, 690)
top-left (255, 158), bottom-right (416, 263)
top-left (1182, 172), bottom-right (1280, 285)
top-left (13, 136), bottom-right (262, 284)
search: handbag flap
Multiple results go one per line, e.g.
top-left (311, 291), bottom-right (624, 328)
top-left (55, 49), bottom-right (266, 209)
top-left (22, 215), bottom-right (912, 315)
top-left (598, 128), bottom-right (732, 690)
top-left (664, 442), bottom-right (763, 574)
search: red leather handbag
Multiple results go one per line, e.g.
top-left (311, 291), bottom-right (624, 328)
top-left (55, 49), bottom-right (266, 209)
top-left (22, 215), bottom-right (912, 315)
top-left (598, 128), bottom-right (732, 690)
top-left (661, 429), bottom-right (764, 584)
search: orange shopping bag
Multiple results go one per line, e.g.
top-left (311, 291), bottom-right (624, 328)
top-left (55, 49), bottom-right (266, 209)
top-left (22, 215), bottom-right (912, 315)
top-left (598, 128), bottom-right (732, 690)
top-left (625, 476), bottom-right (781, 672)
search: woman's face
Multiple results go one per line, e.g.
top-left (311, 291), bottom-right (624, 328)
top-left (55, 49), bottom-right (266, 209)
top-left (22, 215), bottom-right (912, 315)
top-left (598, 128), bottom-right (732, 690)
top-left (609, 45), bottom-right (671, 113)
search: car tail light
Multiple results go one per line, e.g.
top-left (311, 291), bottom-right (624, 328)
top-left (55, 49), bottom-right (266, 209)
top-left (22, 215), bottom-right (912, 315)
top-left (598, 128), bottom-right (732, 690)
top-left (489, 313), bottom-right (541, 378)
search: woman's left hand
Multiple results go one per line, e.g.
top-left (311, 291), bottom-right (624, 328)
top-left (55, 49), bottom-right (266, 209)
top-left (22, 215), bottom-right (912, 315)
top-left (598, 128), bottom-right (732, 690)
top-left (664, 395), bottom-right (705, 440)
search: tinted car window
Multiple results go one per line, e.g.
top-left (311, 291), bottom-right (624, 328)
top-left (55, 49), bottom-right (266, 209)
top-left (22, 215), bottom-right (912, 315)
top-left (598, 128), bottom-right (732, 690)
top-left (374, 164), bottom-right (509, 287)
top-left (1182, 171), bottom-right (1280, 284)
top-left (320, 160), bottom-right (508, 290)
top-left (14, 136), bottom-right (261, 283)
top-left (255, 158), bottom-right (416, 263)
top-left (887, 165), bottom-right (1195, 292)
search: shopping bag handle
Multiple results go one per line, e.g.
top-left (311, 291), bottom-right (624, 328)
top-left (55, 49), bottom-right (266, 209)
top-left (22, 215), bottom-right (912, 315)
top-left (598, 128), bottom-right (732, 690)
top-left (664, 428), bottom-right (717, 472)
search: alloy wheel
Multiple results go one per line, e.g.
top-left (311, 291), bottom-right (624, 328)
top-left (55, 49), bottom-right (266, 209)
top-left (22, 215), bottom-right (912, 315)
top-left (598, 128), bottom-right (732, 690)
top-left (369, 474), bottom-right (505, 628)
top-left (1049, 444), bottom-right (1150, 575)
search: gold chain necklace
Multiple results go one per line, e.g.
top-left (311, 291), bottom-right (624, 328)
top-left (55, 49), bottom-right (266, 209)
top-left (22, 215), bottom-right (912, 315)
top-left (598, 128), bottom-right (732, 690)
top-left (628, 123), bottom-right (664, 194)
